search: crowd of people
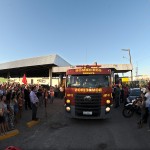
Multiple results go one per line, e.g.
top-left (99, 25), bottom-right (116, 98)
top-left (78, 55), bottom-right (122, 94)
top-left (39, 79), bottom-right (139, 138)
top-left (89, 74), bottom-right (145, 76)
top-left (0, 83), bottom-right (65, 135)
top-left (112, 82), bottom-right (150, 131)
top-left (112, 84), bottom-right (129, 108)
top-left (1, 80), bottom-right (150, 135)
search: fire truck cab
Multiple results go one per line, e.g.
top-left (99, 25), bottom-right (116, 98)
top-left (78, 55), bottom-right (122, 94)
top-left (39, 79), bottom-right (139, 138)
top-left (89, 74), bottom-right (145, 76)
top-left (64, 64), bottom-right (113, 119)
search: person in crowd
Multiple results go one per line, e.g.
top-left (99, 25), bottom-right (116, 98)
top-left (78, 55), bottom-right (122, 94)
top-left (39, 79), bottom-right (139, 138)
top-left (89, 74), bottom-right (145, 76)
top-left (13, 95), bottom-right (19, 124)
top-left (17, 92), bottom-right (24, 119)
top-left (24, 86), bottom-right (32, 110)
top-left (0, 97), bottom-right (6, 135)
top-left (50, 86), bottom-right (54, 103)
top-left (147, 101), bottom-right (150, 131)
top-left (1, 95), bottom-right (10, 131)
top-left (0, 85), bottom-right (4, 98)
top-left (114, 85), bottom-right (121, 108)
top-left (54, 85), bottom-right (59, 98)
top-left (137, 93), bottom-right (146, 128)
top-left (120, 86), bottom-right (124, 103)
top-left (44, 88), bottom-right (49, 107)
top-left (123, 84), bottom-right (129, 105)
top-left (137, 86), bottom-right (150, 128)
top-left (37, 86), bottom-right (43, 107)
top-left (8, 98), bottom-right (15, 130)
top-left (11, 87), bottom-right (18, 102)
top-left (59, 85), bottom-right (65, 99)
top-left (143, 86), bottom-right (150, 124)
top-left (6, 87), bottom-right (11, 104)
top-left (29, 86), bottom-right (39, 121)
top-left (112, 85), bottom-right (116, 103)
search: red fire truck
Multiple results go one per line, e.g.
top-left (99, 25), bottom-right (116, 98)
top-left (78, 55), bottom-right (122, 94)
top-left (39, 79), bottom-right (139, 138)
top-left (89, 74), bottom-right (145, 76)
top-left (64, 64), bottom-right (113, 119)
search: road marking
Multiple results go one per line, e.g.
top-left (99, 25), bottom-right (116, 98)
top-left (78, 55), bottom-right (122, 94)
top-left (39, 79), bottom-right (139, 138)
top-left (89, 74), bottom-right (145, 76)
top-left (0, 129), bottom-right (19, 140)
top-left (27, 120), bottom-right (40, 128)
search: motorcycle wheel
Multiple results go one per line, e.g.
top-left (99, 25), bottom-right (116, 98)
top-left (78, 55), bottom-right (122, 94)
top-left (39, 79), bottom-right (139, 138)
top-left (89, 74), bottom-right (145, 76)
top-left (122, 107), bottom-right (134, 118)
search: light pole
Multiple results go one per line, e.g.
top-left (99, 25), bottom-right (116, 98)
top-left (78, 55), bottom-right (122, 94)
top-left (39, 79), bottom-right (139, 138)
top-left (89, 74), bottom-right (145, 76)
top-left (121, 49), bottom-right (133, 81)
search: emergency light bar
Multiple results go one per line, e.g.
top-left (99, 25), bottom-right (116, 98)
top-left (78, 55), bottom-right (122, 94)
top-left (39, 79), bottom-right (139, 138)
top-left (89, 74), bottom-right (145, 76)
top-left (76, 65), bottom-right (102, 68)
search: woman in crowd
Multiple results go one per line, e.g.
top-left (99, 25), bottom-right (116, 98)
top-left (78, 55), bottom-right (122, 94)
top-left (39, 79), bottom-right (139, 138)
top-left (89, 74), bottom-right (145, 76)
top-left (1, 95), bottom-right (10, 132)
top-left (0, 97), bottom-right (5, 135)
top-left (50, 86), bottom-right (54, 103)
top-left (44, 88), bottom-right (49, 107)
top-left (17, 92), bottom-right (24, 119)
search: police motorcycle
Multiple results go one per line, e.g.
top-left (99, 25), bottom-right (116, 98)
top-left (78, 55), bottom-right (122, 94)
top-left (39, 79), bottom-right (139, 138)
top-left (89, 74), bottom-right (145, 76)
top-left (122, 97), bottom-right (142, 118)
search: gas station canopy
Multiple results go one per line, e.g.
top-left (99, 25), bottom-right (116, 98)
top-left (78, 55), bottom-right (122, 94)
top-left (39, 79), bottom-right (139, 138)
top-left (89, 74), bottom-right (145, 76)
top-left (0, 54), bottom-right (132, 78)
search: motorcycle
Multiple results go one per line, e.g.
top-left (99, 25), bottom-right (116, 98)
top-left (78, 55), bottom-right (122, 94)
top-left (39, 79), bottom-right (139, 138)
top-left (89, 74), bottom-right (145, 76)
top-left (122, 97), bottom-right (142, 118)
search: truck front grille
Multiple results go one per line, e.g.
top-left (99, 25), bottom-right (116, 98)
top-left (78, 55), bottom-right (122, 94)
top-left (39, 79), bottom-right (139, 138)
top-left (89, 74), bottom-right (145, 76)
top-left (75, 93), bottom-right (101, 117)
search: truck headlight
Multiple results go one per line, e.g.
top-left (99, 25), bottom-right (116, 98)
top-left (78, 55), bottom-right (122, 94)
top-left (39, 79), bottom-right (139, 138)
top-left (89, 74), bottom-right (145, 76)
top-left (66, 106), bottom-right (71, 112)
top-left (105, 107), bottom-right (110, 112)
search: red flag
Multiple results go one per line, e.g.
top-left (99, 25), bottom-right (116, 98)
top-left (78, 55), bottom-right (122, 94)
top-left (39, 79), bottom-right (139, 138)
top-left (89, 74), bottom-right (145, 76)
top-left (22, 74), bottom-right (27, 85)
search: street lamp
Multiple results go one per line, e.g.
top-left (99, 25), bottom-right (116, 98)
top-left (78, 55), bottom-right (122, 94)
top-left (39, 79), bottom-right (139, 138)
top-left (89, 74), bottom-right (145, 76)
top-left (121, 48), bottom-right (133, 81)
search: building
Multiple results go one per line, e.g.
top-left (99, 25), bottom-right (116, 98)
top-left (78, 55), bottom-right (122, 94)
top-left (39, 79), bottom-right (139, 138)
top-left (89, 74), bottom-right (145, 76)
top-left (0, 54), bottom-right (71, 86)
top-left (0, 54), bottom-right (133, 86)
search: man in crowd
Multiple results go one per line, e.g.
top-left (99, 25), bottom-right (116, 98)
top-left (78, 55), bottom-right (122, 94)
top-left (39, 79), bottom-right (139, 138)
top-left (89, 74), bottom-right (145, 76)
top-left (114, 85), bottom-right (121, 108)
top-left (30, 86), bottom-right (39, 121)
top-left (24, 86), bottom-right (32, 110)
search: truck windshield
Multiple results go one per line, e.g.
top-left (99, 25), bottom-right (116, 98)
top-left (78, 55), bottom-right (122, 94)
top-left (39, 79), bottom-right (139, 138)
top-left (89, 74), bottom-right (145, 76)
top-left (66, 74), bottom-right (110, 88)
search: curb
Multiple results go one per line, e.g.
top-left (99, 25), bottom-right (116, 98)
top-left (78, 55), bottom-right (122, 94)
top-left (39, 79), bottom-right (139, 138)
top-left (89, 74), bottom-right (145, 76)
top-left (27, 119), bottom-right (40, 128)
top-left (0, 129), bottom-right (19, 141)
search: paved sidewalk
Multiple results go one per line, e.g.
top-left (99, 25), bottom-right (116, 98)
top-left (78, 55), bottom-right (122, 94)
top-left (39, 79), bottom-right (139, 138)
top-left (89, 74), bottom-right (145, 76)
top-left (0, 129), bottom-right (19, 141)
top-left (0, 100), bottom-right (53, 141)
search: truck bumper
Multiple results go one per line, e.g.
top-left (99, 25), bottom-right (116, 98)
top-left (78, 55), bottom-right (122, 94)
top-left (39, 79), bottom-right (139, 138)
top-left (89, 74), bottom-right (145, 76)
top-left (65, 105), bottom-right (111, 119)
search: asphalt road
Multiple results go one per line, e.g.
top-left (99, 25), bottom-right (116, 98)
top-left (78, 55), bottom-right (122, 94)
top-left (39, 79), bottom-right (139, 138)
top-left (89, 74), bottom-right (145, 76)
top-left (1, 98), bottom-right (150, 150)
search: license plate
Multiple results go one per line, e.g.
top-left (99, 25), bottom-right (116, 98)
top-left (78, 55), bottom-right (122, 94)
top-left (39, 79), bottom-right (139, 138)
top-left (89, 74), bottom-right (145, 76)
top-left (83, 111), bottom-right (92, 115)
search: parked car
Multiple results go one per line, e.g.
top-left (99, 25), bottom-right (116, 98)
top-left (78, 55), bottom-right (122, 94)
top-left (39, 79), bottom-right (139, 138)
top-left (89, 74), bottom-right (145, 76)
top-left (126, 88), bottom-right (141, 103)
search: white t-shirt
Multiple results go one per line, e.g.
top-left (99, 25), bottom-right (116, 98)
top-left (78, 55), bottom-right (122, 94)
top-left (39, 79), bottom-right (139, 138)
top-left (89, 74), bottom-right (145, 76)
top-left (145, 92), bottom-right (150, 107)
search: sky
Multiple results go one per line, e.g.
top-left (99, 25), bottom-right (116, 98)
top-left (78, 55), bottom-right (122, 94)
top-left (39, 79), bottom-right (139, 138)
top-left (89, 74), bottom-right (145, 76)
top-left (0, 0), bottom-right (150, 77)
